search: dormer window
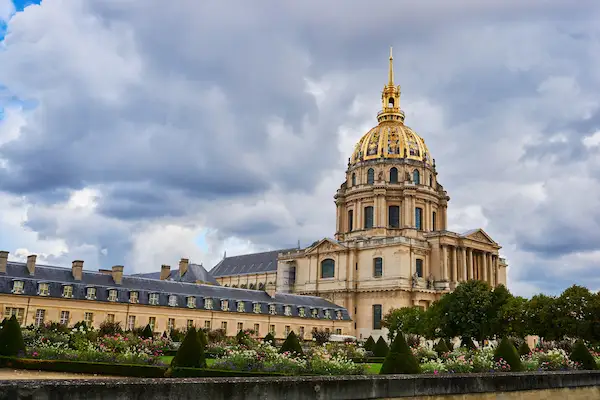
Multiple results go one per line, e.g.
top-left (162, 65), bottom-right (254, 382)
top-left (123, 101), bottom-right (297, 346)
top-left (237, 301), bottom-right (245, 312)
top-left (168, 295), bottom-right (178, 307)
top-left (108, 289), bottom-right (118, 302)
top-left (298, 307), bottom-right (306, 317)
top-left (62, 285), bottom-right (73, 298)
top-left (253, 303), bottom-right (261, 313)
top-left (86, 287), bottom-right (97, 300)
top-left (284, 305), bottom-right (292, 316)
top-left (221, 300), bottom-right (229, 311)
top-left (11, 280), bottom-right (24, 294)
top-left (149, 293), bottom-right (159, 305)
top-left (324, 309), bottom-right (332, 320)
top-left (38, 283), bottom-right (49, 296)
top-left (336, 310), bottom-right (343, 320)
top-left (311, 308), bottom-right (319, 318)
top-left (269, 304), bottom-right (277, 315)
top-left (187, 296), bottom-right (196, 308)
top-left (204, 298), bottom-right (213, 310)
top-left (129, 291), bottom-right (139, 304)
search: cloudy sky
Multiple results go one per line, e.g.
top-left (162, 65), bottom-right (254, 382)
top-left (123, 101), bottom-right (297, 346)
top-left (1, 0), bottom-right (600, 297)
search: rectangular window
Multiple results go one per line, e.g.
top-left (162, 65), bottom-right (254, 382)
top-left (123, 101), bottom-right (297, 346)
top-left (373, 304), bottom-right (382, 330)
top-left (5, 307), bottom-right (25, 325)
top-left (311, 308), bottom-right (319, 318)
top-left (187, 319), bottom-right (194, 329)
top-left (269, 304), bottom-right (277, 315)
top-left (204, 320), bottom-right (211, 329)
top-left (373, 257), bottom-right (383, 278)
top-left (38, 283), bottom-right (49, 296)
top-left (253, 303), bottom-right (261, 313)
top-left (168, 318), bottom-right (175, 331)
top-left (324, 309), bottom-right (332, 320)
top-left (284, 305), bottom-right (292, 316)
top-left (127, 315), bottom-right (136, 331)
top-left (415, 207), bottom-right (423, 230)
top-left (364, 206), bottom-right (374, 229)
top-left (62, 285), bottom-right (73, 298)
top-left (149, 293), bottom-right (159, 305)
top-left (86, 287), bottom-right (96, 300)
top-left (269, 324), bottom-right (275, 334)
top-left (335, 328), bottom-right (342, 335)
top-left (254, 323), bottom-right (260, 333)
top-left (204, 298), bottom-right (213, 310)
top-left (298, 307), bottom-right (306, 317)
top-left (60, 311), bottom-right (70, 325)
top-left (129, 291), bottom-right (139, 304)
top-left (221, 321), bottom-right (228, 331)
top-left (432, 211), bottom-right (437, 231)
top-left (187, 297), bottom-right (196, 308)
top-left (149, 317), bottom-right (156, 331)
top-left (320, 259), bottom-right (335, 279)
top-left (34, 309), bottom-right (45, 327)
top-left (106, 314), bottom-right (115, 323)
top-left (221, 300), bottom-right (229, 311)
top-left (284, 325), bottom-right (291, 336)
top-left (416, 259), bottom-right (424, 278)
top-left (299, 326), bottom-right (305, 339)
top-left (348, 210), bottom-right (353, 231)
top-left (12, 280), bottom-right (24, 294)
top-left (237, 322), bottom-right (243, 332)
top-left (388, 205), bottom-right (400, 228)
top-left (237, 301), bottom-right (245, 312)
top-left (84, 312), bottom-right (94, 326)
top-left (108, 289), bottom-right (118, 302)
top-left (168, 295), bottom-right (178, 307)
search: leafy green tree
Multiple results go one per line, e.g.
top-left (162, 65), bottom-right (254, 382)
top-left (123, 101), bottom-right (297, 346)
top-left (172, 327), bottom-right (206, 368)
top-left (0, 315), bottom-right (25, 357)
top-left (484, 284), bottom-right (513, 338)
top-left (493, 337), bottom-right (523, 372)
top-left (497, 296), bottom-right (529, 338)
top-left (443, 280), bottom-right (494, 341)
top-left (364, 336), bottom-right (376, 352)
top-left (373, 336), bottom-right (389, 357)
top-left (421, 295), bottom-right (453, 339)
top-left (380, 332), bottom-right (420, 374)
top-left (526, 294), bottom-right (561, 341)
top-left (556, 285), bottom-right (595, 341)
top-left (382, 306), bottom-right (426, 341)
top-left (279, 331), bottom-right (303, 356)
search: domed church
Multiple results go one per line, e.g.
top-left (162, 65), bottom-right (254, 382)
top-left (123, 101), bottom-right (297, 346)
top-left (212, 48), bottom-right (508, 340)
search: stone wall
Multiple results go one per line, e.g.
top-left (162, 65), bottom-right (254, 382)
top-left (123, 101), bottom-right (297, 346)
top-left (1, 371), bottom-right (600, 400)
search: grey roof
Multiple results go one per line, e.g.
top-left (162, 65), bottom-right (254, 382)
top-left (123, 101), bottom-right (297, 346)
top-left (132, 263), bottom-right (218, 285)
top-left (460, 229), bottom-right (479, 236)
top-left (210, 248), bottom-right (296, 277)
top-left (0, 261), bottom-right (350, 320)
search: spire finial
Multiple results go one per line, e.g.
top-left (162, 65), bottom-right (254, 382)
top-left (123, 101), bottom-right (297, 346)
top-left (388, 46), bottom-right (394, 86)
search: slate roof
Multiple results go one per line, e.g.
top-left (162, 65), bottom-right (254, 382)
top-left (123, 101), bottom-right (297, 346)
top-left (460, 229), bottom-right (479, 236)
top-left (0, 261), bottom-right (350, 320)
top-left (210, 248), bottom-right (296, 277)
top-left (132, 263), bottom-right (218, 285)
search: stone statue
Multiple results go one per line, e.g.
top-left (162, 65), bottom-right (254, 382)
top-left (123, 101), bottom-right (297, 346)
top-left (411, 272), bottom-right (418, 288)
top-left (405, 171), bottom-right (411, 181)
top-left (378, 170), bottom-right (383, 181)
top-left (427, 273), bottom-right (434, 289)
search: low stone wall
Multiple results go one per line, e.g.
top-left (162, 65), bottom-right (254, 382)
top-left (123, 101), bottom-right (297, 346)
top-left (1, 371), bottom-right (600, 400)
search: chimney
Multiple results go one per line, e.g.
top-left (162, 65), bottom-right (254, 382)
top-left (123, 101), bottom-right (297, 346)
top-left (0, 251), bottom-right (8, 274)
top-left (160, 264), bottom-right (170, 280)
top-left (265, 282), bottom-right (276, 298)
top-left (179, 258), bottom-right (189, 278)
top-left (72, 260), bottom-right (83, 281)
top-left (112, 265), bottom-right (124, 285)
top-left (26, 254), bottom-right (37, 276)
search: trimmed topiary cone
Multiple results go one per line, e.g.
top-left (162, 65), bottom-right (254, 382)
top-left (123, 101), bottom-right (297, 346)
top-left (380, 331), bottom-right (421, 374)
top-left (263, 332), bottom-right (275, 345)
top-left (172, 327), bottom-right (206, 368)
top-left (140, 324), bottom-right (153, 339)
top-left (518, 341), bottom-right (531, 356)
top-left (434, 339), bottom-right (449, 355)
top-left (570, 340), bottom-right (598, 370)
top-left (460, 336), bottom-right (476, 350)
top-left (445, 338), bottom-right (454, 351)
top-left (197, 329), bottom-right (208, 349)
top-left (364, 336), bottom-right (376, 352)
top-left (493, 337), bottom-right (523, 372)
top-left (0, 315), bottom-right (25, 357)
top-left (373, 336), bottom-right (390, 357)
top-left (279, 331), bottom-right (303, 356)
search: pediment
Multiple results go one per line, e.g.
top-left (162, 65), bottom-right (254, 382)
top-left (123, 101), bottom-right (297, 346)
top-left (305, 238), bottom-right (346, 255)
top-left (462, 229), bottom-right (497, 245)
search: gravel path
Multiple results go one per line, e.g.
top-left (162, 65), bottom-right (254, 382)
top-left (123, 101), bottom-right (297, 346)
top-left (0, 368), bottom-right (119, 380)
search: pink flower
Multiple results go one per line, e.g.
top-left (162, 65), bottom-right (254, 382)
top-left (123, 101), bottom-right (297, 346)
top-left (434, 370), bottom-right (438, 375)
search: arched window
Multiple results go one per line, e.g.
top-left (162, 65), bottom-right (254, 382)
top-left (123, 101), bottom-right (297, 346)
top-left (364, 206), bottom-right (374, 229)
top-left (429, 174), bottom-right (433, 187)
top-left (373, 257), bottom-right (383, 278)
top-left (321, 259), bottom-right (335, 279)
top-left (432, 211), bottom-right (437, 231)
top-left (388, 97), bottom-right (395, 108)
top-left (367, 168), bottom-right (375, 184)
top-left (348, 210), bottom-right (354, 231)
top-left (416, 259), bottom-right (424, 278)
top-left (388, 205), bottom-right (400, 228)
top-left (389, 167), bottom-right (398, 184)
top-left (351, 173), bottom-right (356, 186)
top-left (412, 169), bottom-right (420, 185)
top-left (415, 207), bottom-right (423, 230)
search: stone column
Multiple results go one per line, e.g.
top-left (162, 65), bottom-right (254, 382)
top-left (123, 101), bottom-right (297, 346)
top-left (442, 245), bottom-right (448, 280)
top-left (461, 248), bottom-right (467, 282)
top-left (403, 198), bottom-right (411, 228)
top-left (482, 252), bottom-right (488, 282)
top-left (489, 255), bottom-right (495, 287)
top-left (451, 246), bottom-right (458, 282)
top-left (356, 200), bottom-right (362, 231)
top-left (468, 249), bottom-right (474, 280)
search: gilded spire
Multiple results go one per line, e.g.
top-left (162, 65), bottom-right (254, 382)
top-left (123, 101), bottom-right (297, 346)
top-left (388, 46), bottom-right (394, 86)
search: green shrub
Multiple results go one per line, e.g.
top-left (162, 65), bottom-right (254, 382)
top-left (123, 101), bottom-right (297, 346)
top-left (493, 337), bottom-right (523, 372)
top-left (98, 321), bottom-right (123, 336)
top-left (198, 329), bottom-right (208, 348)
top-left (373, 336), bottom-right (389, 357)
top-left (570, 340), bottom-right (597, 370)
top-left (460, 336), bottom-right (476, 350)
top-left (312, 329), bottom-right (330, 345)
top-left (445, 338), bottom-right (454, 351)
top-left (140, 324), bottom-right (153, 339)
top-left (279, 331), bottom-right (303, 356)
top-left (364, 336), bottom-right (376, 352)
top-left (263, 332), bottom-right (275, 345)
top-left (0, 316), bottom-right (25, 357)
top-left (518, 341), bottom-right (531, 356)
top-left (172, 327), bottom-right (206, 368)
top-left (380, 332), bottom-right (420, 374)
top-left (433, 339), bottom-right (449, 355)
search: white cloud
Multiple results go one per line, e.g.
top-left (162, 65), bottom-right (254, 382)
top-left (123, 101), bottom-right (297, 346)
top-left (0, 0), bottom-right (14, 22)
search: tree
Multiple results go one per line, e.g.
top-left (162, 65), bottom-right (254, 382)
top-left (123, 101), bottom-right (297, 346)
top-left (0, 315), bottom-right (25, 357)
top-left (140, 324), bottom-right (153, 339)
top-left (373, 336), bottom-right (389, 357)
top-left (556, 285), bottom-right (595, 341)
top-left (172, 327), bottom-right (206, 368)
top-left (493, 337), bottom-right (523, 372)
top-left (382, 307), bottom-right (426, 341)
top-left (526, 294), bottom-right (561, 341)
top-left (483, 284), bottom-right (513, 339)
top-left (364, 336), bottom-right (376, 352)
top-left (379, 332), bottom-right (420, 374)
top-left (498, 296), bottom-right (529, 339)
top-left (279, 331), bottom-right (303, 356)
top-left (444, 280), bottom-right (494, 342)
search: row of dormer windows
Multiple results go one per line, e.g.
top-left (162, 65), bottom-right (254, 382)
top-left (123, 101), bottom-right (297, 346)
top-left (9, 281), bottom-right (343, 320)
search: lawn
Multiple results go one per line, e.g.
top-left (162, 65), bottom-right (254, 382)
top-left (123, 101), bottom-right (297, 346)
top-left (159, 356), bottom-right (216, 366)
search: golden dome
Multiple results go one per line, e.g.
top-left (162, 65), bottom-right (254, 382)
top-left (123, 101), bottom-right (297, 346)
top-left (349, 47), bottom-right (432, 167)
top-left (350, 121), bottom-right (432, 166)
